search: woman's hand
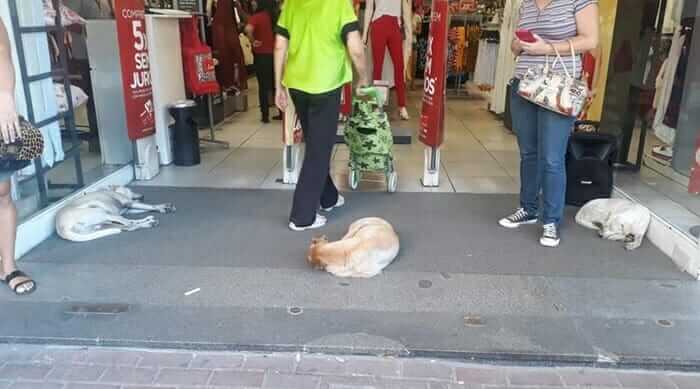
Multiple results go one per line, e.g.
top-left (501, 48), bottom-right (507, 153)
top-left (253, 40), bottom-right (262, 48)
top-left (511, 35), bottom-right (524, 56)
top-left (521, 34), bottom-right (551, 56)
top-left (275, 87), bottom-right (288, 112)
top-left (0, 92), bottom-right (20, 144)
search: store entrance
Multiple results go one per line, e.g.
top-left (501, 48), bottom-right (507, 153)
top-left (7, 0), bottom-right (700, 369)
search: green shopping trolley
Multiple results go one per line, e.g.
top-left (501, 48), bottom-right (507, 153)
top-left (344, 87), bottom-right (397, 193)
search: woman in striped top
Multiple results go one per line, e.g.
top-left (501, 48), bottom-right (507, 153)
top-left (498, 0), bottom-right (599, 248)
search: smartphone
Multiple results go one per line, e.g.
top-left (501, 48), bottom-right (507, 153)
top-left (516, 29), bottom-right (537, 43)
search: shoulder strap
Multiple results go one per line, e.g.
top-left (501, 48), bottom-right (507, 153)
top-left (567, 39), bottom-right (577, 78)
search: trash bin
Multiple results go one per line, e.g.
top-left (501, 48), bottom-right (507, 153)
top-left (169, 100), bottom-right (201, 166)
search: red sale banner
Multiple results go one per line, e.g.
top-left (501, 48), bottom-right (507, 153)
top-left (115, 0), bottom-right (155, 141)
top-left (419, 0), bottom-right (449, 148)
top-left (689, 134), bottom-right (700, 194)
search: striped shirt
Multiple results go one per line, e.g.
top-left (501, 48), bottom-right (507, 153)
top-left (514, 0), bottom-right (597, 79)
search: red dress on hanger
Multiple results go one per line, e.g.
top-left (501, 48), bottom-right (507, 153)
top-left (211, 0), bottom-right (248, 91)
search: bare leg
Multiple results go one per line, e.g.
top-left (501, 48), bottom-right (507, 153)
top-left (0, 180), bottom-right (34, 294)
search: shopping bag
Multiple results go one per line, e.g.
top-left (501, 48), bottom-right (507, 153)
top-left (180, 16), bottom-right (221, 96)
top-left (282, 90), bottom-right (303, 146)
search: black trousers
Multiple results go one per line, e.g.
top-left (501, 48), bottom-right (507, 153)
top-left (289, 88), bottom-right (341, 226)
top-left (254, 53), bottom-right (274, 119)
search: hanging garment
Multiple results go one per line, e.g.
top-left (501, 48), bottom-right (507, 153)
top-left (415, 19), bottom-right (429, 76)
top-left (473, 38), bottom-right (499, 88)
top-left (490, 0), bottom-right (520, 114)
top-left (96, 0), bottom-right (113, 17)
top-left (451, 27), bottom-right (466, 73)
top-left (653, 29), bottom-right (684, 145)
top-left (464, 24), bottom-right (480, 73)
top-left (211, 0), bottom-right (248, 90)
top-left (662, 26), bottom-right (692, 131)
top-left (43, 0), bottom-right (87, 27)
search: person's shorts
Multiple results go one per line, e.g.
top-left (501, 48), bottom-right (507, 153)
top-left (0, 170), bottom-right (14, 183)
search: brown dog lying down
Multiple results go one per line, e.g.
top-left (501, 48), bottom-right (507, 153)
top-left (307, 217), bottom-right (400, 278)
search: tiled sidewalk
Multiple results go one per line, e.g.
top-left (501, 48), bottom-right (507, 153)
top-left (0, 345), bottom-right (699, 389)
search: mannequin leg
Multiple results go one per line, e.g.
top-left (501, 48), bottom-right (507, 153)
top-left (385, 20), bottom-right (407, 109)
top-left (370, 18), bottom-right (391, 82)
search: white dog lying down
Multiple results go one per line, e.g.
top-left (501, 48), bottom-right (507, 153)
top-left (56, 186), bottom-right (175, 242)
top-left (575, 198), bottom-right (651, 250)
top-left (307, 217), bottom-right (400, 278)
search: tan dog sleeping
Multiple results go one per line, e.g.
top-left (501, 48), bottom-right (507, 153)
top-left (308, 217), bottom-right (400, 278)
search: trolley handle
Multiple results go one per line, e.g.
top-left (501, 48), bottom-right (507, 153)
top-left (356, 86), bottom-right (387, 106)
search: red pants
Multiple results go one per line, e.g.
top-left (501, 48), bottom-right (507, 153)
top-left (371, 15), bottom-right (407, 107)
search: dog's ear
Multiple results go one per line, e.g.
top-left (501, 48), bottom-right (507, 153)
top-left (307, 245), bottom-right (325, 270)
top-left (311, 235), bottom-right (328, 245)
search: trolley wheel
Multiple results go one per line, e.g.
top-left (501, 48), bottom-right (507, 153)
top-left (349, 169), bottom-right (360, 190)
top-left (387, 171), bottom-right (398, 193)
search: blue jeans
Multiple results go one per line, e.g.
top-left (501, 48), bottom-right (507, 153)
top-left (510, 79), bottom-right (575, 226)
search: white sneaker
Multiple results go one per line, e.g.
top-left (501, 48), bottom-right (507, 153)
top-left (540, 223), bottom-right (561, 248)
top-left (399, 107), bottom-right (410, 120)
top-left (499, 208), bottom-right (538, 229)
top-left (289, 214), bottom-right (327, 231)
top-left (321, 195), bottom-right (345, 212)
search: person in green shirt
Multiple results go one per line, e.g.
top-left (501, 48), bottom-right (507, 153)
top-left (274, 0), bottom-right (369, 231)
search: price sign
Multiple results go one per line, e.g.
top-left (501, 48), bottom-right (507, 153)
top-left (115, 0), bottom-right (156, 140)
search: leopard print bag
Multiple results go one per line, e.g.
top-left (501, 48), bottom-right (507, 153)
top-left (0, 116), bottom-right (45, 172)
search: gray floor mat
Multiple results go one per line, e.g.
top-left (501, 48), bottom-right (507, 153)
top-left (25, 187), bottom-right (682, 280)
top-left (7, 187), bottom-right (700, 368)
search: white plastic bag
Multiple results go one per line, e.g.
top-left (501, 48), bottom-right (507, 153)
top-left (239, 34), bottom-right (254, 66)
top-left (54, 83), bottom-right (89, 112)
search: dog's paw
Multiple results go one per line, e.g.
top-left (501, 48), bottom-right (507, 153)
top-left (160, 203), bottom-right (176, 214)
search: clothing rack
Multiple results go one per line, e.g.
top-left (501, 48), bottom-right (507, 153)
top-left (8, 0), bottom-right (85, 207)
top-left (480, 29), bottom-right (500, 43)
top-left (194, 1), bottom-right (229, 149)
top-left (446, 13), bottom-right (483, 99)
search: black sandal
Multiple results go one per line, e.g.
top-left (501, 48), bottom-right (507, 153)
top-left (2, 270), bottom-right (36, 295)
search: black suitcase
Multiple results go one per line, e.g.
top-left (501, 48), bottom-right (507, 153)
top-left (565, 131), bottom-right (617, 206)
top-left (504, 83), bottom-right (513, 131)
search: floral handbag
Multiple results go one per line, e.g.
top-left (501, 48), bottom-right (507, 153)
top-left (517, 40), bottom-right (590, 118)
top-left (0, 117), bottom-right (45, 172)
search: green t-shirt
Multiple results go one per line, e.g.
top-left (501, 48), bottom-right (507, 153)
top-left (276, 0), bottom-right (359, 94)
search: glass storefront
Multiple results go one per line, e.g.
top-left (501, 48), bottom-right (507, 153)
top-left (598, 0), bottom-right (699, 236)
top-left (1, 0), bottom-right (128, 221)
